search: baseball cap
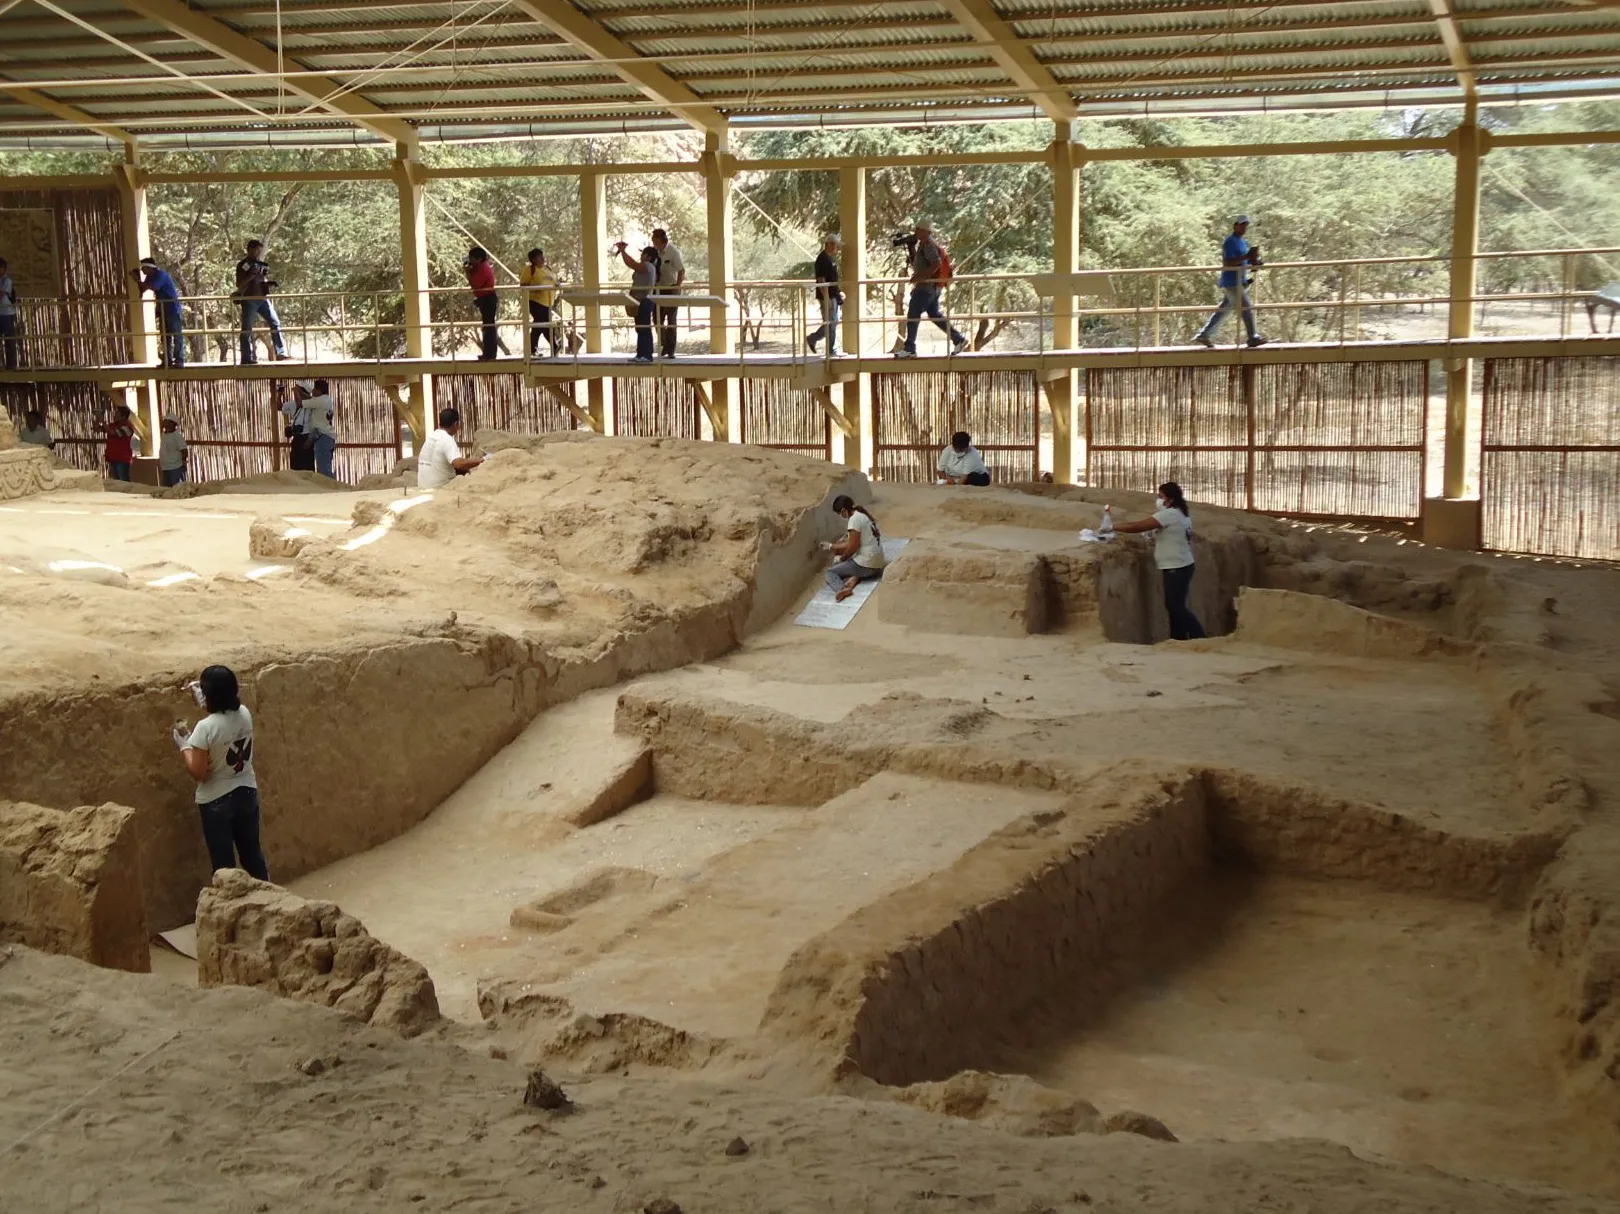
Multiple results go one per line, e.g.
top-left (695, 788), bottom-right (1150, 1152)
top-left (1234, 214), bottom-right (1252, 225)
top-left (294, 379), bottom-right (316, 394)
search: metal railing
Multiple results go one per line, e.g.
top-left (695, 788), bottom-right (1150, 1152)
top-left (0, 246), bottom-right (1615, 372)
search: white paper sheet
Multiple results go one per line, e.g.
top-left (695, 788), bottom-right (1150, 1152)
top-left (795, 538), bottom-right (910, 630)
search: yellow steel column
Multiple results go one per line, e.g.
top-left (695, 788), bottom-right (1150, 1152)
top-left (579, 169), bottom-right (607, 432)
top-left (1443, 118), bottom-right (1485, 499)
top-left (702, 134), bottom-right (734, 442)
top-left (393, 150), bottom-right (432, 443)
top-left (1048, 129), bottom-right (1083, 484)
top-left (113, 154), bottom-right (159, 452)
top-left (838, 165), bottom-right (870, 472)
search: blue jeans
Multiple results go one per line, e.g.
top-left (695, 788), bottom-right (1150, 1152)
top-left (634, 295), bottom-right (656, 359)
top-left (158, 301), bottom-right (185, 367)
top-left (1196, 283), bottom-right (1257, 342)
top-left (161, 466), bottom-right (186, 487)
top-left (1161, 564), bottom-right (1207, 641)
top-left (239, 298), bottom-right (285, 363)
top-left (107, 461), bottom-right (131, 481)
top-left (198, 786), bottom-right (269, 880)
top-left (826, 558), bottom-right (882, 592)
top-left (313, 432), bottom-right (336, 477)
top-left (904, 285), bottom-right (963, 354)
top-left (809, 293), bottom-right (841, 352)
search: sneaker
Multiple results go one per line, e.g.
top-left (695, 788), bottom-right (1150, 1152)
top-left (889, 337), bottom-right (906, 354)
top-left (952, 336), bottom-right (970, 355)
top-left (632, 355), bottom-right (654, 364)
top-left (895, 348), bottom-right (917, 359)
top-left (829, 348), bottom-right (843, 357)
top-left (1192, 335), bottom-right (1214, 348)
top-left (807, 335), bottom-right (819, 354)
top-left (1247, 336), bottom-right (1269, 348)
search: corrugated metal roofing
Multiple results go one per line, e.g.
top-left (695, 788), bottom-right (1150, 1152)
top-left (1, 0), bottom-right (1617, 149)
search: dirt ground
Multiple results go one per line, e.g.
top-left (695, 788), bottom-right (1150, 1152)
top-left (2, 435), bottom-right (1619, 1213)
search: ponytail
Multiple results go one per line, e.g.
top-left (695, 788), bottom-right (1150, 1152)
top-left (831, 494), bottom-right (882, 540)
top-left (1158, 481), bottom-right (1190, 517)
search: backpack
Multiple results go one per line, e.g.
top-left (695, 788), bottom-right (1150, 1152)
top-left (935, 243), bottom-right (954, 286)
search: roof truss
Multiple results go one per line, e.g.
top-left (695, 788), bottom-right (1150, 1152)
top-left (939, 0), bottom-right (1080, 121)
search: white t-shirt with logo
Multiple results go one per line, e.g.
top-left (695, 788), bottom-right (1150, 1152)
top-left (159, 430), bottom-right (187, 470)
top-left (937, 444), bottom-right (987, 480)
top-left (656, 243), bottom-right (685, 289)
top-left (417, 428), bottom-right (462, 489)
top-left (1153, 507), bottom-right (1195, 570)
top-left (847, 511), bottom-right (886, 569)
top-left (186, 706), bottom-right (258, 805)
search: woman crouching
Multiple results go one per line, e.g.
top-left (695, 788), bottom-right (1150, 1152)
top-left (823, 494), bottom-right (887, 602)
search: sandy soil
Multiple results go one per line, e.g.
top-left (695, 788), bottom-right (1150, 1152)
top-left (3, 438), bottom-right (1620, 1211)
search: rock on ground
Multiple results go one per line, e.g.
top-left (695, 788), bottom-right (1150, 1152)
top-left (196, 868), bottom-right (440, 1037)
top-left (0, 800), bottom-right (149, 972)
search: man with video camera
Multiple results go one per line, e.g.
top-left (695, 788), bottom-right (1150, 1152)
top-left (1193, 215), bottom-right (1268, 349)
top-left (895, 221), bottom-right (968, 359)
top-left (235, 239), bottom-right (287, 364)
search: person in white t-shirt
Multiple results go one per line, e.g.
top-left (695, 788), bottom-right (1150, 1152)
top-left (175, 664), bottom-right (268, 879)
top-left (304, 378), bottom-right (337, 478)
top-left (1110, 480), bottom-right (1207, 640)
top-left (158, 416), bottom-right (188, 487)
top-left (937, 430), bottom-right (990, 486)
top-left (417, 406), bottom-right (483, 490)
top-left (651, 227), bottom-right (685, 358)
top-left (822, 493), bottom-right (887, 602)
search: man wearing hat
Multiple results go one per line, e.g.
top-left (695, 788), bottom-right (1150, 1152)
top-left (1193, 215), bottom-right (1267, 349)
top-left (281, 380), bottom-right (317, 472)
top-left (158, 415), bottom-right (189, 487)
top-left (807, 233), bottom-right (845, 356)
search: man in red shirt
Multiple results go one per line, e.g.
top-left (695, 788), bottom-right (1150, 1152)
top-left (104, 404), bottom-right (136, 482)
top-left (465, 246), bottom-right (499, 361)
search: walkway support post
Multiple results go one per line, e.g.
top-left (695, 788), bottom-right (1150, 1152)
top-left (1425, 116), bottom-right (1487, 549)
top-left (838, 165), bottom-right (868, 471)
top-left (393, 150), bottom-right (431, 443)
top-left (1048, 128), bottom-right (1084, 484)
top-left (701, 132), bottom-right (734, 441)
top-left (113, 150), bottom-right (159, 453)
top-left (579, 169), bottom-right (606, 431)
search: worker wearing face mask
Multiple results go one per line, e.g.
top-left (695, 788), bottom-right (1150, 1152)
top-left (1108, 481), bottom-right (1206, 640)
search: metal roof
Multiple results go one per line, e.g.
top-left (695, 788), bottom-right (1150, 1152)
top-left (0, 0), bottom-right (1617, 150)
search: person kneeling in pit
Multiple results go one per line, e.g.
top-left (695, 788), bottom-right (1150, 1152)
top-left (417, 407), bottom-right (484, 490)
top-left (937, 430), bottom-right (990, 486)
top-left (821, 494), bottom-right (887, 602)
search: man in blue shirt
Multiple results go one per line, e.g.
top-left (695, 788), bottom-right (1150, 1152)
top-left (1193, 215), bottom-right (1267, 349)
top-left (132, 258), bottom-right (186, 367)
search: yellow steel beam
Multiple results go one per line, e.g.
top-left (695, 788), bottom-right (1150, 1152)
top-left (505, 0), bottom-right (727, 137)
top-left (117, 0), bottom-right (418, 148)
top-left (937, 0), bottom-right (1078, 122)
top-left (1426, 0), bottom-right (1478, 100)
top-left (3, 84), bottom-right (135, 147)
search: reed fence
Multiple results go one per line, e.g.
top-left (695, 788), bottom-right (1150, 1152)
top-left (1084, 361), bottom-right (1427, 520)
top-left (871, 370), bottom-right (1040, 482)
top-left (0, 380), bottom-right (105, 472)
top-left (1482, 356), bottom-right (1620, 560)
top-left (435, 374), bottom-right (580, 441)
top-left (738, 379), bottom-right (831, 460)
top-left (0, 188), bottom-right (128, 369)
top-left (612, 377), bottom-right (704, 439)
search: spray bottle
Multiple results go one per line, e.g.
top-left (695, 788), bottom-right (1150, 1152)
top-left (1098, 504), bottom-right (1115, 539)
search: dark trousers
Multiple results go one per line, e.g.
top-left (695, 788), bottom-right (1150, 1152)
top-left (0, 314), bottom-right (17, 370)
top-left (964, 471), bottom-right (991, 486)
top-left (656, 295), bottom-right (678, 357)
top-left (159, 302), bottom-right (185, 367)
top-left (528, 300), bottom-right (558, 355)
top-left (635, 296), bottom-right (657, 360)
top-left (161, 467), bottom-right (186, 487)
top-left (198, 786), bottom-right (269, 881)
top-left (288, 433), bottom-right (315, 471)
top-left (1162, 564), bottom-right (1207, 641)
top-left (107, 461), bottom-right (131, 481)
top-left (475, 294), bottom-right (499, 359)
top-left (904, 285), bottom-right (964, 353)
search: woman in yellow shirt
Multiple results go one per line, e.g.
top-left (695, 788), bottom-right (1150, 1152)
top-left (520, 247), bottom-right (561, 357)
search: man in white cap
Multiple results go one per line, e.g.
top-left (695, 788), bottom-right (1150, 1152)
top-left (807, 233), bottom-right (845, 356)
top-left (1193, 215), bottom-right (1267, 349)
top-left (280, 380), bottom-right (317, 472)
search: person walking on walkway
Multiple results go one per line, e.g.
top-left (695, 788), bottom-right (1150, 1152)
top-left (235, 240), bottom-right (287, 364)
top-left (1193, 216), bottom-right (1267, 349)
top-left (104, 404), bottom-right (136, 482)
top-left (1110, 481), bottom-right (1207, 640)
top-left (807, 234), bottom-right (844, 356)
top-left (615, 241), bottom-right (659, 364)
top-left (176, 664), bottom-right (269, 881)
top-left (0, 257), bottom-right (18, 370)
top-left (651, 228), bottom-right (685, 358)
top-left (521, 247), bottom-right (561, 357)
top-left (133, 258), bottom-right (185, 368)
top-left (465, 246), bottom-right (499, 360)
top-left (897, 221), bottom-right (967, 359)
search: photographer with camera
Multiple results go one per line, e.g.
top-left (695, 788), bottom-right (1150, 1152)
top-left (234, 239), bottom-right (287, 365)
top-left (895, 221), bottom-right (968, 359)
top-left (1193, 215), bottom-right (1268, 349)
